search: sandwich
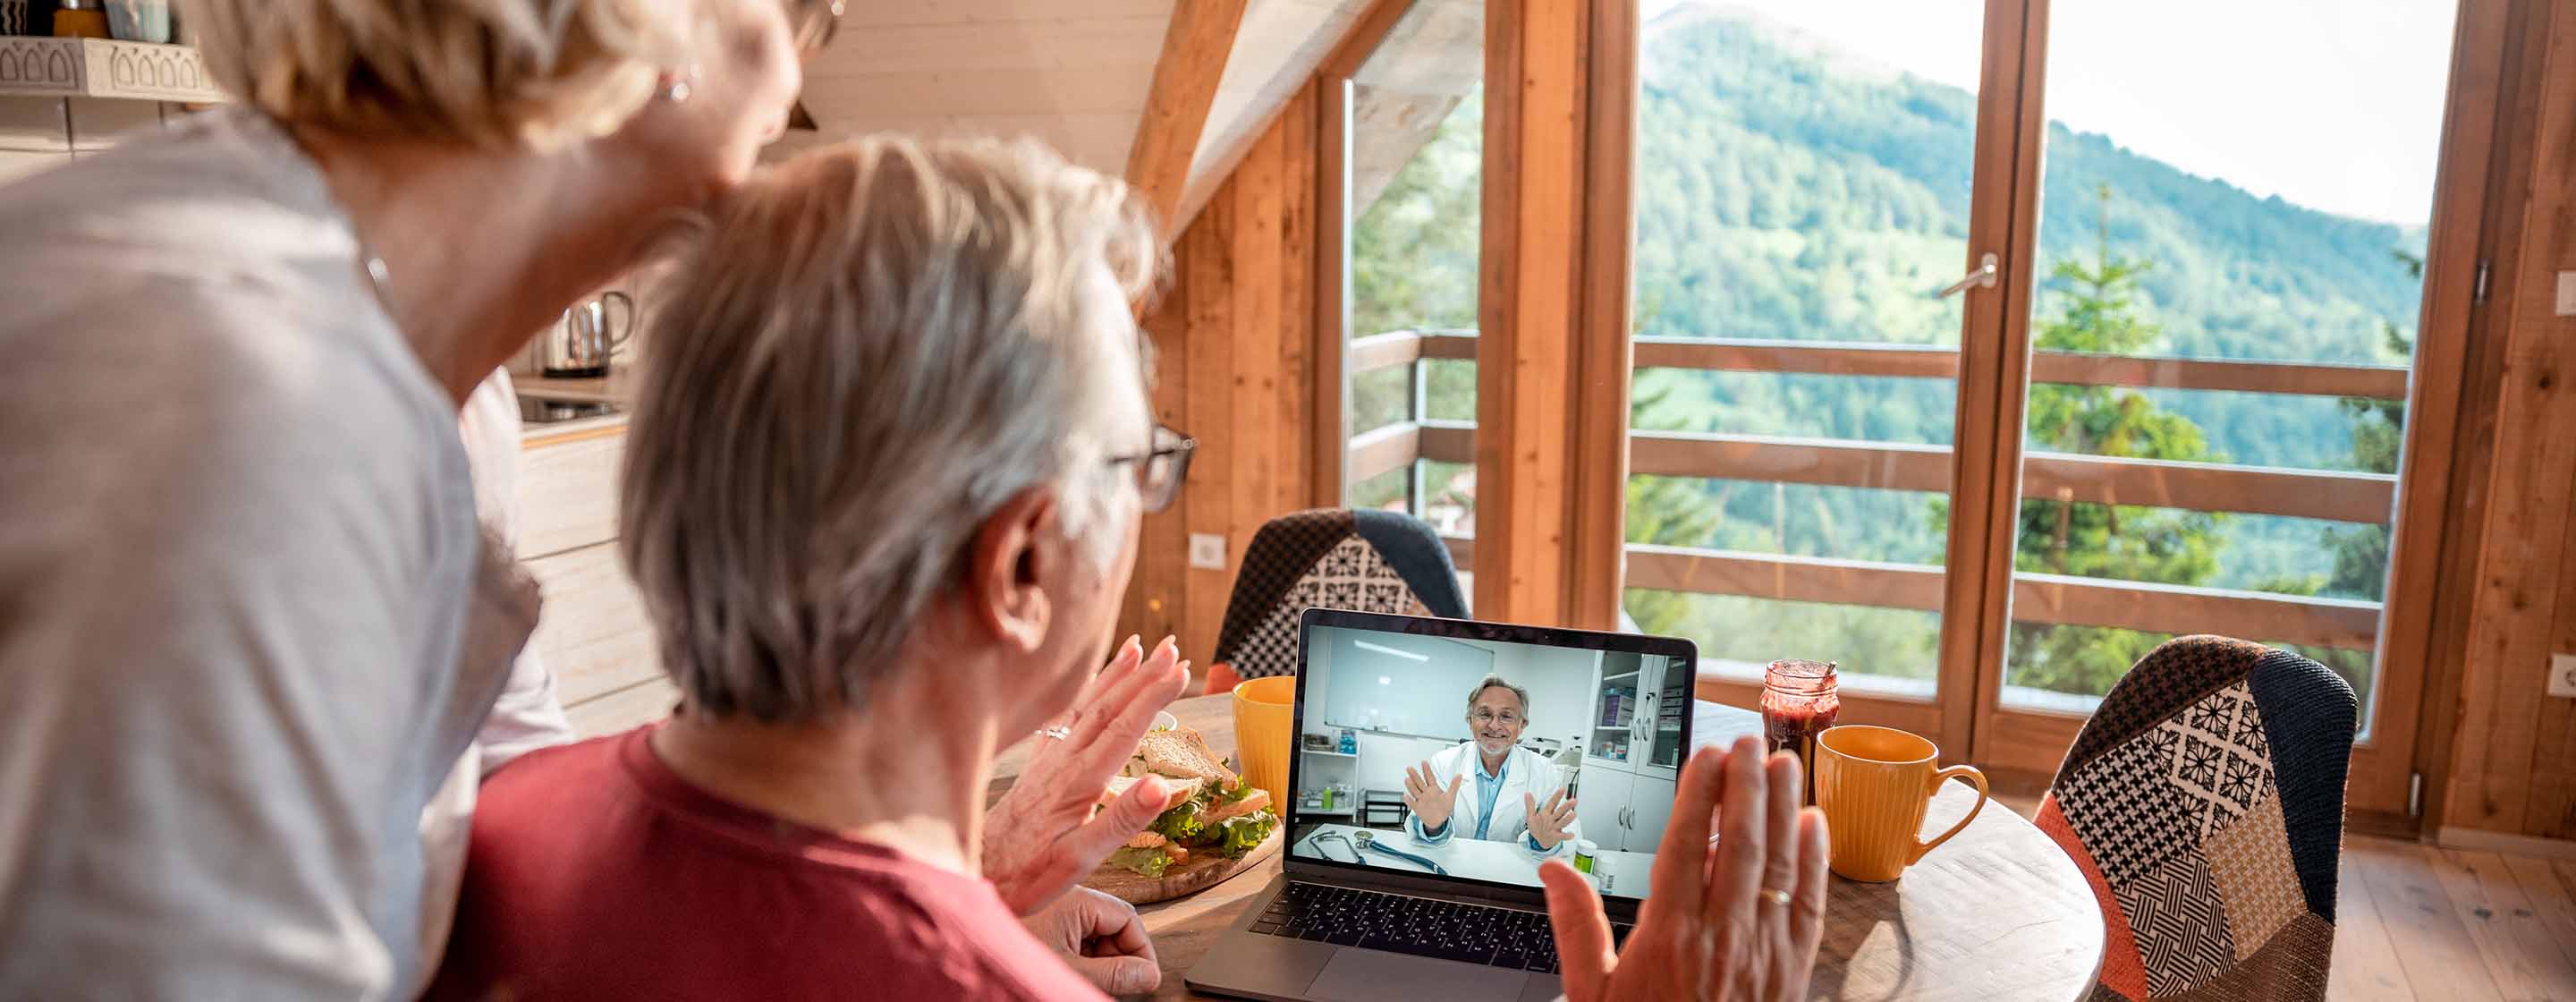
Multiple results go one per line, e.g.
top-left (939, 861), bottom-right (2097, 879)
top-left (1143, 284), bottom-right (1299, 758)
top-left (1098, 726), bottom-right (1280, 879)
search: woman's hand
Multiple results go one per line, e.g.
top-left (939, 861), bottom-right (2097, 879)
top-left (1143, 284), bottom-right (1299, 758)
top-left (1538, 736), bottom-right (1829, 1002)
top-left (1524, 789), bottom-right (1578, 850)
top-left (1403, 762), bottom-right (1464, 834)
top-left (1021, 886), bottom-right (1162, 997)
top-left (984, 636), bottom-right (1191, 915)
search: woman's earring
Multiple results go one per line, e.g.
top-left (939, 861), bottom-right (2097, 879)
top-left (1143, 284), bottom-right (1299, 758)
top-left (662, 64), bottom-right (700, 105)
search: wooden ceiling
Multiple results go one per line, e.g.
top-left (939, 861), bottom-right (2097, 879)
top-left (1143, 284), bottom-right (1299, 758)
top-left (785, 0), bottom-right (1374, 233)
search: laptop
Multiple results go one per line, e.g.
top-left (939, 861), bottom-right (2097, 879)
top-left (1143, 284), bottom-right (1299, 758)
top-left (1185, 608), bottom-right (1699, 1002)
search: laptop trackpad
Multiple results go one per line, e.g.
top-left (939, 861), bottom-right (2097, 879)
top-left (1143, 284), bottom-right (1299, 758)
top-left (1308, 951), bottom-right (1528, 1001)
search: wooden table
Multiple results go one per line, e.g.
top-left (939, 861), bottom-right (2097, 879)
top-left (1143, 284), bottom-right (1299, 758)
top-left (991, 695), bottom-right (2106, 1001)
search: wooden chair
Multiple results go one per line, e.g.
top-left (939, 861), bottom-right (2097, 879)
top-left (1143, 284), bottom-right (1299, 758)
top-left (1199, 508), bottom-right (1469, 694)
top-left (2033, 635), bottom-right (2358, 1001)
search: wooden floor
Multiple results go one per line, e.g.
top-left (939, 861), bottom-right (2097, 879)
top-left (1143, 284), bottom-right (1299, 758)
top-left (2333, 836), bottom-right (2576, 1001)
top-left (1987, 793), bottom-right (2576, 1000)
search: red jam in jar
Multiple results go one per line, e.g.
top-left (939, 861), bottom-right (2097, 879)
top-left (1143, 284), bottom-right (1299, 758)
top-left (1759, 659), bottom-right (1841, 804)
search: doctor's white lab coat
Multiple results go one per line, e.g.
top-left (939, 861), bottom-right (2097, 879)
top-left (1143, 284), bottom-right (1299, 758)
top-left (1402, 742), bottom-right (1581, 858)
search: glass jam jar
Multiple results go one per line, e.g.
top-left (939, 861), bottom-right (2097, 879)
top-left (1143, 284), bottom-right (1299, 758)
top-left (1759, 659), bottom-right (1841, 805)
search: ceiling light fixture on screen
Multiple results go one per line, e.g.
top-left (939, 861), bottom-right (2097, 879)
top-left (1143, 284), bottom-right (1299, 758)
top-left (1355, 641), bottom-right (1429, 662)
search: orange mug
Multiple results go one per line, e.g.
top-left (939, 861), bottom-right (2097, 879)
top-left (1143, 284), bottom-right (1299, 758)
top-left (1812, 725), bottom-right (1988, 882)
top-left (1231, 676), bottom-right (1296, 808)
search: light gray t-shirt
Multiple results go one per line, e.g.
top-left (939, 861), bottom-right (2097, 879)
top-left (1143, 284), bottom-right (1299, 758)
top-left (0, 109), bottom-right (537, 998)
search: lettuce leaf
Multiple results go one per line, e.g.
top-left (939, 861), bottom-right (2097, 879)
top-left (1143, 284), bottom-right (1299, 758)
top-left (1212, 811), bottom-right (1277, 857)
top-left (1106, 846), bottom-right (1173, 879)
top-left (1151, 799), bottom-right (1205, 841)
top-left (1216, 777), bottom-right (1259, 802)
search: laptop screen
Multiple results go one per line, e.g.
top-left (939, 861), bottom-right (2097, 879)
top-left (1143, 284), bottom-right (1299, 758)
top-left (1283, 610), bottom-right (1697, 902)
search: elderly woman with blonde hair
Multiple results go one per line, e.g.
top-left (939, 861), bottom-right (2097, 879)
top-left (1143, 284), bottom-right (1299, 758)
top-left (0, 2), bottom-right (1194, 998)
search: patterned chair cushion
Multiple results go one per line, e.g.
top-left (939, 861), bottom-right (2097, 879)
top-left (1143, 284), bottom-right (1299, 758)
top-left (1206, 509), bottom-right (1469, 687)
top-left (2038, 635), bottom-right (2356, 1001)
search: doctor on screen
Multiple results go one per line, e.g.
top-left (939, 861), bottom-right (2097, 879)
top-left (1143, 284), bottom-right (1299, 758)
top-left (1402, 675), bottom-right (1582, 857)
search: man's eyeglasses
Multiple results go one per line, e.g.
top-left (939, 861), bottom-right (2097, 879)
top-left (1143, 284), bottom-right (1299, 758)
top-left (1470, 709), bottom-right (1524, 727)
top-left (1107, 425), bottom-right (1196, 514)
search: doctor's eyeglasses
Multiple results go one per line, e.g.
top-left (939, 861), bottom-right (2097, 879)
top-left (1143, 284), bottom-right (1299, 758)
top-left (1470, 709), bottom-right (1524, 726)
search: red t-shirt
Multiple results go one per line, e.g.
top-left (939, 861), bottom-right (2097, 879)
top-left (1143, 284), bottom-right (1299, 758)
top-left (427, 726), bottom-right (1107, 1001)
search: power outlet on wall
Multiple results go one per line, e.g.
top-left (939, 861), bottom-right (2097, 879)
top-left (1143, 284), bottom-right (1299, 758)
top-left (1188, 533), bottom-right (1227, 571)
top-left (2551, 653), bottom-right (2576, 699)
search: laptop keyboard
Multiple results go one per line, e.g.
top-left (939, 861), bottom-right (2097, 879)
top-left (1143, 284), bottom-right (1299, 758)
top-left (1250, 881), bottom-right (1631, 973)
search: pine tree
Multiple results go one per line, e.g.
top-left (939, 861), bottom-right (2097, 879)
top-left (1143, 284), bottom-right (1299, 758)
top-left (2007, 187), bottom-right (2228, 696)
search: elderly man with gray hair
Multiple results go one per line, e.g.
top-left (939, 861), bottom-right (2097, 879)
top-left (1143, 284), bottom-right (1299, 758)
top-left (428, 137), bottom-right (1197, 999)
top-left (1402, 675), bottom-right (1586, 856)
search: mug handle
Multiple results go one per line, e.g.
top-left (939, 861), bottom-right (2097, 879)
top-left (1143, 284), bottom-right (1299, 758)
top-left (600, 291), bottom-right (638, 352)
top-left (1909, 764), bottom-right (1988, 865)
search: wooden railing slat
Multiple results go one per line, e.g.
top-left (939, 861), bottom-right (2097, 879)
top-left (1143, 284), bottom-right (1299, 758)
top-left (1616, 545), bottom-right (2380, 651)
top-left (1355, 332), bottom-right (2411, 401)
top-left (1623, 432), bottom-right (2394, 524)
top-left (1345, 421), bottom-right (1421, 484)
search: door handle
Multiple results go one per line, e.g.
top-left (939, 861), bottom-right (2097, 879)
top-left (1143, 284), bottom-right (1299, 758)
top-left (1937, 252), bottom-right (1999, 297)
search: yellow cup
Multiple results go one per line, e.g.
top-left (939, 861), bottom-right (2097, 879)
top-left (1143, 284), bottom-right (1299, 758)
top-left (1812, 725), bottom-right (1988, 883)
top-left (1231, 676), bottom-right (1297, 808)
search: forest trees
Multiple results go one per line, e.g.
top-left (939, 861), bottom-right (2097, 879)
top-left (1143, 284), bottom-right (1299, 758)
top-left (2004, 187), bottom-right (2229, 695)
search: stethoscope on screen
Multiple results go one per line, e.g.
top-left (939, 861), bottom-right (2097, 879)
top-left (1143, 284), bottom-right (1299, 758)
top-left (1300, 828), bottom-right (1450, 877)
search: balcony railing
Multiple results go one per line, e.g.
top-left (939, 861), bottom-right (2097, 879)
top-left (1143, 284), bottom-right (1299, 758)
top-left (1345, 329), bottom-right (2409, 652)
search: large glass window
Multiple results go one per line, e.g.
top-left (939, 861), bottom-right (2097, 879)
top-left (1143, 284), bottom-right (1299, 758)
top-left (1340, 2), bottom-right (1484, 541)
top-left (1622, 0), bottom-right (1988, 701)
top-left (1996, 0), bottom-right (2458, 731)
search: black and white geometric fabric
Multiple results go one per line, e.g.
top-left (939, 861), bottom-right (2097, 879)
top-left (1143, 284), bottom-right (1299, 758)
top-left (2055, 681), bottom-right (2277, 887)
top-left (1228, 537), bottom-right (1419, 680)
top-left (2115, 852), bottom-right (2238, 997)
top-left (2056, 728), bottom-right (2199, 887)
top-left (2155, 683), bottom-right (2274, 841)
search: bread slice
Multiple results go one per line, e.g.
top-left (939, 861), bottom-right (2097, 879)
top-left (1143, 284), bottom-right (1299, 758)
top-left (1099, 773), bottom-right (1205, 810)
top-left (1203, 787), bottom-right (1272, 824)
top-left (1134, 727), bottom-right (1237, 785)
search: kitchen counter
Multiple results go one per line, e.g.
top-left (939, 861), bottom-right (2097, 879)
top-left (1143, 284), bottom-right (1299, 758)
top-left (515, 369), bottom-right (641, 405)
top-left (515, 369), bottom-right (638, 447)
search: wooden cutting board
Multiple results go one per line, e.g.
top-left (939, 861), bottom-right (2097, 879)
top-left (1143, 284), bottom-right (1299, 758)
top-left (1081, 828), bottom-right (1283, 905)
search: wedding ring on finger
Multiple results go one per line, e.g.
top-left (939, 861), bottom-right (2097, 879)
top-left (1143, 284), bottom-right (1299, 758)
top-left (1757, 887), bottom-right (1792, 908)
top-left (1037, 725), bottom-right (1072, 741)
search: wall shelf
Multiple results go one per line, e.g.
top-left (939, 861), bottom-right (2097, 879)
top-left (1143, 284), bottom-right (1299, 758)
top-left (0, 38), bottom-right (225, 103)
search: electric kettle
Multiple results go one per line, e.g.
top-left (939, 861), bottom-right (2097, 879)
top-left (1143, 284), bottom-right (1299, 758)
top-left (539, 291), bottom-right (635, 378)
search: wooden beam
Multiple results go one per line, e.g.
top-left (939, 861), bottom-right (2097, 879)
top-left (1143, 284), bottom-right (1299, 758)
top-left (2029, 352), bottom-right (2411, 401)
top-left (1567, 0), bottom-right (1640, 632)
top-left (1347, 330), bottom-right (1426, 372)
top-left (1632, 338), bottom-right (1961, 379)
top-left (1629, 336), bottom-right (2410, 400)
top-left (1628, 432), bottom-right (1953, 494)
top-left (1126, 0), bottom-right (1250, 233)
top-left (1416, 420), bottom-right (1476, 465)
top-left (2012, 572), bottom-right (2384, 653)
top-left (1314, 77), bottom-right (1351, 506)
top-left (1624, 431), bottom-right (2398, 525)
top-left (1625, 544), bottom-right (1948, 611)
top-left (1623, 546), bottom-right (2383, 652)
top-left (2022, 453), bottom-right (2399, 526)
top-left (1472, 0), bottom-right (1595, 624)
top-left (1345, 422), bottom-right (1422, 484)
top-left (1319, 0), bottom-right (1419, 81)
top-left (2447, 0), bottom-right (2576, 836)
top-left (2411, 0), bottom-right (2536, 832)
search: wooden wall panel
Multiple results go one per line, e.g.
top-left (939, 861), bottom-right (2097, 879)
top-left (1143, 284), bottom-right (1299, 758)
top-left (1116, 87), bottom-right (1326, 680)
top-left (2439, 0), bottom-right (2576, 842)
